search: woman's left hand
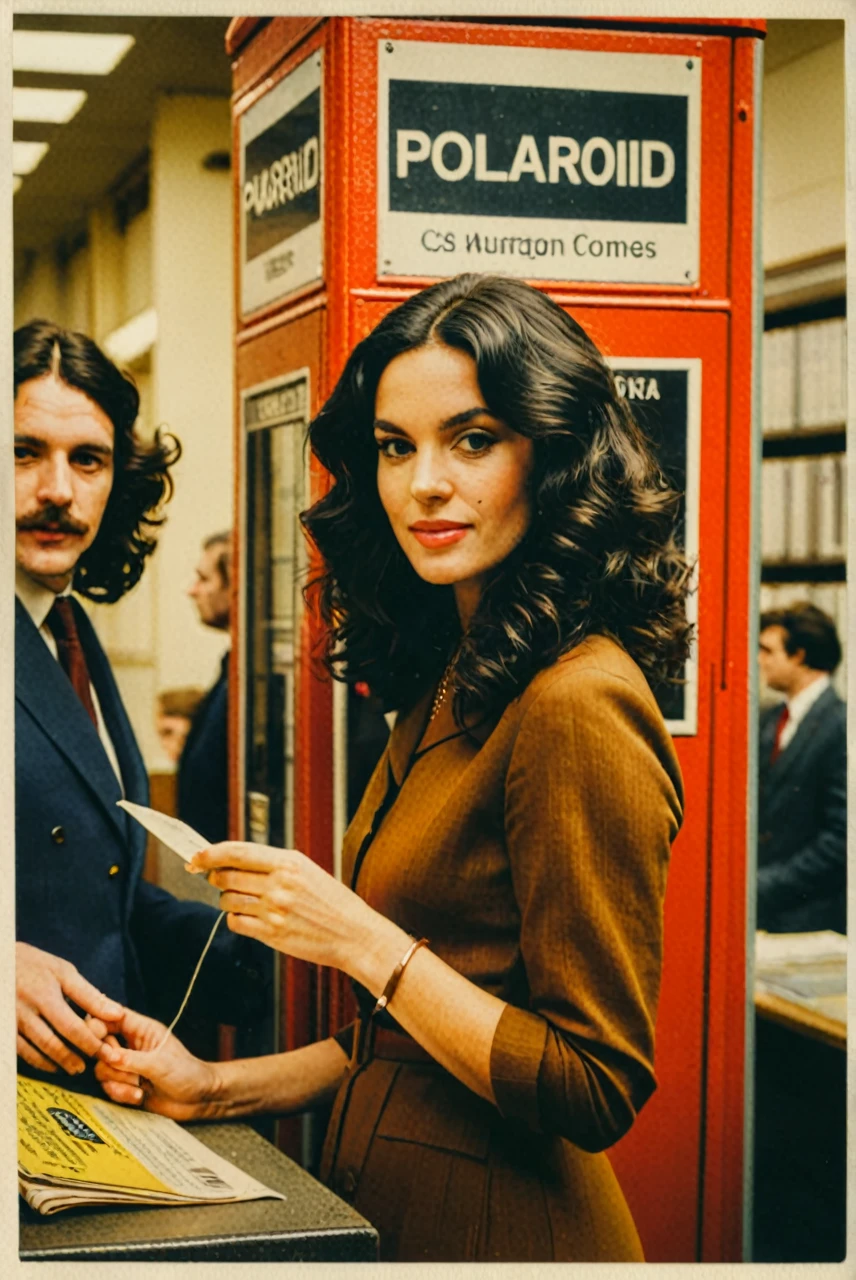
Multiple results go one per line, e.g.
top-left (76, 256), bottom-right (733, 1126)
top-left (186, 843), bottom-right (400, 977)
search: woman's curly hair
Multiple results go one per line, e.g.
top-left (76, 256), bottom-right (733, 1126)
top-left (302, 274), bottom-right (693, 721)
top-left (14, 319), bottom-right (180, 603)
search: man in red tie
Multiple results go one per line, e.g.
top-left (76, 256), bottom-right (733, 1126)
top-left (757, 603), bottom-right (846, 934)
top-left (14, 320), bottom-right (268, 1087)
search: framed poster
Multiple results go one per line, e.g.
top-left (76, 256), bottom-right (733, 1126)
top-left (239, 51), bottom-right (323, 315)
top-left (378, 40), bottom-right (701, 285)
top-left (608, 356), bottom-right (701, 735)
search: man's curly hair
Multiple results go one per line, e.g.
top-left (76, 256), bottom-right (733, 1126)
top-left (14, 319), bottom-right (180, 603)
top-left (302, 273), bottom-right (693, 721)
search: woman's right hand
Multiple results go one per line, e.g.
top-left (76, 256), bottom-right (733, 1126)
top-left (93, 1009), bottom-right (223, 1121)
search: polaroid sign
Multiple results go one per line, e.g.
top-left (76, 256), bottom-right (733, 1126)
top-left (378, 41), bottom-right (700, 284)
top-left (240, 53), bottom-right (323, 315)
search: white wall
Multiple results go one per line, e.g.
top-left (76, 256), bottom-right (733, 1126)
top-left (762, 35), bottom-right (845, 268)
top-left (149, 94), bottom-right (234, 706)
top-left (64, 245), bottom-right (91, 334)
top-left (123, 207), bottom-right (153, 321)
top-left (14, 251), bottom-right (62, 327)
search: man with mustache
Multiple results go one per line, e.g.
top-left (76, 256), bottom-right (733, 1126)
top-left (14, 319), bottom-right (267, 1085)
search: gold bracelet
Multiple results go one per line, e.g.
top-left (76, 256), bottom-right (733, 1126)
top-left (372, 937), bottom-right (430, 1017)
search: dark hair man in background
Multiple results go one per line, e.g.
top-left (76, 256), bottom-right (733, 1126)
top-left (757, 602), bottom-right (846, 934)
top-left (178, 531), bottom-right (232, 844)
top-left (14, 320), bottom-right (266, 1084)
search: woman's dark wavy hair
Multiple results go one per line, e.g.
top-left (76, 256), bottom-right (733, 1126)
top-left (14, 318), bottom-right (180, 602)
top-left (302, 274), bottom-right (693, 720)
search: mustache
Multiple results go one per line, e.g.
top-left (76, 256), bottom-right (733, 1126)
top-left (17, 506), bottom-right (89, 536)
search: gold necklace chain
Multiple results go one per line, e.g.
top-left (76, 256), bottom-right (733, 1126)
top-left (429, 657), bottom-right (457, 722)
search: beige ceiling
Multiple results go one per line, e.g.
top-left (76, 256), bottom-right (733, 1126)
top-left (764, 19), bottom-right (844, 73)
top-left (13, 14), bottom-right (232, 289)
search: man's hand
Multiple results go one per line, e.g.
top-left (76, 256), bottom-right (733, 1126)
top-left (16, 942), bottom-right (124, 1075)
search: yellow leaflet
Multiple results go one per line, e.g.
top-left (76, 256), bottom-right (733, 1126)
top-left (17, 1076), bottom-right (172, 1195)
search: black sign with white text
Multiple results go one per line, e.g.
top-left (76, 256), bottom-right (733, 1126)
top-left (389, 80), bottom-right (688, 224)
top-left (243, 87), bottom-right (320, 264)
top-left (240, 51), bottom-right (323, 315)
top-left (613, 364), bottom-right (697, 731)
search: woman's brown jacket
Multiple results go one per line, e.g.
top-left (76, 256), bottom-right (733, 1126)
top-left (322, 634), bottom-right (684, 1262)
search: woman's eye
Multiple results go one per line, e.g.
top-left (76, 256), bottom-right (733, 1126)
top-left (376, 437), bottom-right (413, 459)
top-left (457, 430), bottom-right (496, 455)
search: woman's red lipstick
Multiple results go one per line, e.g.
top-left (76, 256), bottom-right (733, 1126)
top-left (409, 520), bottom-right (470, 548)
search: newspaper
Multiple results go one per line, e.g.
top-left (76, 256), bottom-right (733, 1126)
top-left (18, 1076), bottom-right (284, 1215)
top-left (117, 800), bottom-right (211, 862)
top-left (755, 929), bottom-right (847, 967)
top-left (755, 930), bottom-right (847, 1024)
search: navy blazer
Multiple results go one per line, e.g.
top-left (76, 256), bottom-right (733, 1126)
top-left (177, 653), bottom-right (228, 844)
top-left (15, 598), bottom-right (269, 1032)
top-left (757, 683), bottom-right (847, 933)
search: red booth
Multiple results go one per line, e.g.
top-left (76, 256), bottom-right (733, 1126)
top-left (225, 16), bottom-right (764, 1262)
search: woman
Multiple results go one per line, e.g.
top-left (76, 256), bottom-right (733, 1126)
top-left (96, 274), bottom-right (690, 1262)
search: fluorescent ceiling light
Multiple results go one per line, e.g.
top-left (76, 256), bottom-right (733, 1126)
top-left (13, 31), bottom-right (134, 76)
top-left (14, 177), bottom-right (23, 194)
top-left (103, 308), bottom-right (158, 365)
top-left (13, 141), bottom-right (49, 175)
top-left (13, 87), bottom-right (87, 124)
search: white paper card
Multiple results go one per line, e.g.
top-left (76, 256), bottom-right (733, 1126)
top-left (117, 801), bottom-right (211, 863)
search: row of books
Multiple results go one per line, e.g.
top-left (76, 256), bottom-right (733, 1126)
top-left (761, 453), bottom-right (847, 563)
top-left (762, 316), bottom-right (847, 433)
top-left (759, 580), bottom-right (847, 699)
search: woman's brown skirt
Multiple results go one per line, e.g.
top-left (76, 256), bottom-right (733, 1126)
top-left (320, 1022), bottom-right (644, 1263)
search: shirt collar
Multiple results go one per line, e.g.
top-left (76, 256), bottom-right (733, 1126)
top-left (787, 673), bottom-right (830, 723)
top-left (15, 565), bottom-right (72, 630)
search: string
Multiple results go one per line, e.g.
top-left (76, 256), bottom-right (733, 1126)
top-left (149, 910), bottom-right (227, 1055)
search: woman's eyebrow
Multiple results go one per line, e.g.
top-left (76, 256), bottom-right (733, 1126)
top-left (373, 407), bottom-right (496, 435)
top-left (439, 407), bottom-right (496, 431)
top-left (373, 419), bottom-right (409, 436)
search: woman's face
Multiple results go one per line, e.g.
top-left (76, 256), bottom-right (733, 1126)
top-left (374, 343), bottom-right (534, 616)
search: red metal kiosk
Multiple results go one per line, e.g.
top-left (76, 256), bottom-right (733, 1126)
top-left (226, 16), bottom-right (764, 1262)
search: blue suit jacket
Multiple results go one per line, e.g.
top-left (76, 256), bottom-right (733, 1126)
top-left (177, 653), bottom-right (228, 844)
top-left (757, 683), bottom-right (847, 933)
top-left (15, 597), bottom-right (268, 1029)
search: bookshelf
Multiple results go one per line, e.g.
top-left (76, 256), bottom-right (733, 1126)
top-left (760, 282), bottom-right (847, 696)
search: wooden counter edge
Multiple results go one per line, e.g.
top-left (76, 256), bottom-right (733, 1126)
top-left (754, 988), bottom-right (846, 1050)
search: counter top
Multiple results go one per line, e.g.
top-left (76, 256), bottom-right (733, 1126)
top-left (20, 1121), bottom-right (378, 1262)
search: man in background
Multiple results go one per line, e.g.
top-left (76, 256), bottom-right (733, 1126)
top-left (757, 602), bottom-right (846, 934)
top-left (14, 320), bottom-right (266, 1084)
top-left (178, 531), bottom-right (232, 843)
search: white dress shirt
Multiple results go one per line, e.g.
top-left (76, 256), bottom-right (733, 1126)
top-left (778, 673), bottom-right (831, 754)
top-left (16, 566), bottom-right (124, 788)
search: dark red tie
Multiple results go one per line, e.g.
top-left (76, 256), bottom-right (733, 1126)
top-left (45, 598), bottom-right (99, 728)
top-left (770, 704), bottom-right (790, 763)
